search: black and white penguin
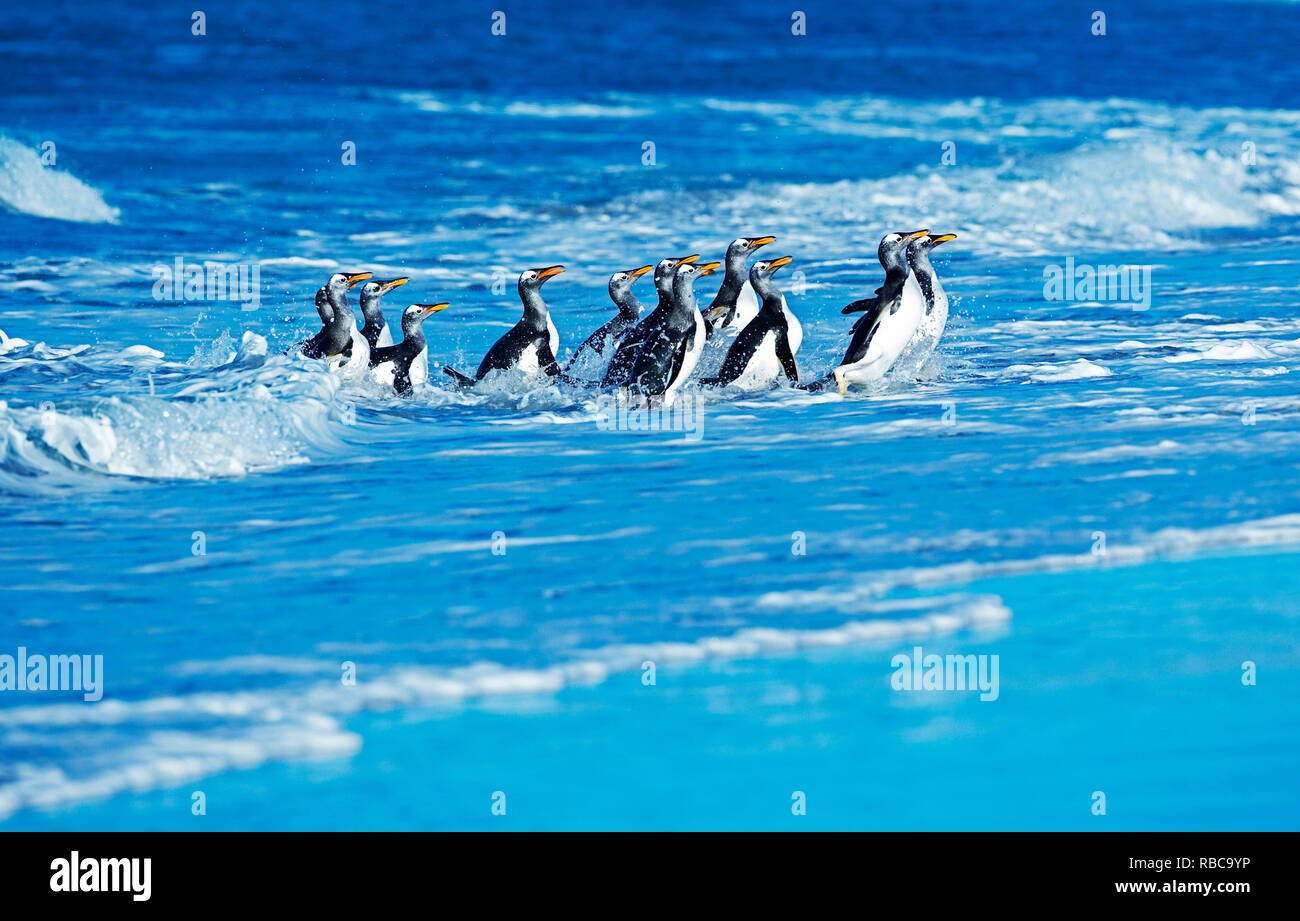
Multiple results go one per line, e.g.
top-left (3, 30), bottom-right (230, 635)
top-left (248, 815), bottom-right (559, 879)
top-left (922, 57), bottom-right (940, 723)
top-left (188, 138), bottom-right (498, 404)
top-left (560, 264), bottom-right (652, 380)
top-left (626, 259), bottom-right (720, 403)
top-left (824, 233), bottom-right (933, 394)
top-left (702, 256), bottom-right (801, 389)
top-left (309, 271), bottom-right (373, 378)
top-left (700, 235), bottom-right (776, 333)
top-left (357, 277), bottom-right (409, 349)
top-left (599, 254), bottom-right (699, 387)
top-left (840, 229), bottom-right (928, 333)
top-left (891, 233), bottom-right (957, 377)
top-left (369, 302), bottom-right (450, 395)
top-left (443, 265), bottom-right (564, 386)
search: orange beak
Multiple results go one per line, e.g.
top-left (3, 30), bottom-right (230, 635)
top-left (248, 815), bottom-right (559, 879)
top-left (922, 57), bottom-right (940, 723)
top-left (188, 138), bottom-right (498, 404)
top-left (535, 265), bottom-right (566, 279)
top-left (695, 260), bottom-right (722, 277)
top-left (345, 271), bottom-right (373, 288)
top-left (418, 302), bottom-right (450, 317)
top-left (379, 277), bottom-right (409, 294)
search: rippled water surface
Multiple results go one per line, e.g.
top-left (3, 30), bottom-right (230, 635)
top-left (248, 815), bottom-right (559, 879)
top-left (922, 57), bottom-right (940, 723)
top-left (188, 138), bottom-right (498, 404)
top-left (1, 0), bottom-right (1298, 829)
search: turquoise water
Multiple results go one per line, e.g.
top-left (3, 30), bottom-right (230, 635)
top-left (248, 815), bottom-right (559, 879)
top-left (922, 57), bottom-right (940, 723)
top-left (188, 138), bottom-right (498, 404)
top-left (2, 0), bottom-right (1299, 829)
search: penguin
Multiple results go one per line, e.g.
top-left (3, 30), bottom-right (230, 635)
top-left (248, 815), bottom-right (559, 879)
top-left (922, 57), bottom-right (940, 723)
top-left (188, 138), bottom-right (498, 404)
top-left (357, 277), bottom-right (409, 349)
top-left (560, 264), bottom-right (653, 380)
top-left (840, 229), bottom-right (929, 334)
top-left (825, 232), bottom-right (933, 394)
top-left (369, 302), bottom-right (450, 395)
top-left (626, 259), bottom-right (720, 404)
top-left (297, 286), bottom-right (335, 357)
top-left (307, 271), bottom-right (373, 377)
top-left (599, 254), bottom-right (699, 387)
top-left (443, 266), bottom-right (564, 386)
top-left (890, 233), bottom-right (957, 378)
top-left (702, 256), bottom-right (801, 389)
top-left (701, 235), bottom-right (776, 333)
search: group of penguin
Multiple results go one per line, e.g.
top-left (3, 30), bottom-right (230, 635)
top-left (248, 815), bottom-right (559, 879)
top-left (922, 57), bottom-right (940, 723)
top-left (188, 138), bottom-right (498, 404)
top-left (296, 229), bottom-right (956, 401)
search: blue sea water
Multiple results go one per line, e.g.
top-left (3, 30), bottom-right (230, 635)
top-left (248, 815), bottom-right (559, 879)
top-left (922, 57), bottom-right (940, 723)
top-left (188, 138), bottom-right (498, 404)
top-left (1, 0), bottom-right (1299, 830)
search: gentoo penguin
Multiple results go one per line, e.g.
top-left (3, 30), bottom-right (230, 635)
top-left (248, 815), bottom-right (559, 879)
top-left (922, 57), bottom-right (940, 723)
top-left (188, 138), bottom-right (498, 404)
top-left (443, 265), bottom-right (564, 386)
top-left (891, 233), bottom-right (957, 378)
top-left (298, 286), bottom-right (335, 357)
top-left (626, 259), bottom-right (720, 404)
top-left (701, 235), bottom-right (776, 333)
top-left (308, 271), bottom-right (373, 376)
top-left (369, 302), bottom-right (450, 395)
top-left (702, 256), bottom-right (801, 389)
top-left (825, 234), bottom-right (933, 394)
top-left (599, 254), bottom-right (699, 387)
top-left (357, 277), bottom-right (409, 349)
top-left (560, 264), bottom-right (653, 380)
top-left (841, 229), bottom-right (929, 333)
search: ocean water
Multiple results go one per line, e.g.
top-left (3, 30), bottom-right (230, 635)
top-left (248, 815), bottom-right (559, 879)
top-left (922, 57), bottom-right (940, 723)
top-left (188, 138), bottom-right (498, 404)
top-left (1, 0), bottom-right (1299, 830)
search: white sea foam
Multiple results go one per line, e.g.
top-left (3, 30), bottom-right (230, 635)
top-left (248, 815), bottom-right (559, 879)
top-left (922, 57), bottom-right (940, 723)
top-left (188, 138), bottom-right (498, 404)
top-left (0, 137), bottom-right (119, 224)
top-left (1007, 358), bottom-right (1113, 382)
top-left (0, 332), bottom-right (346, 490)
top-left (0, 592), bottom-right (1007, 820)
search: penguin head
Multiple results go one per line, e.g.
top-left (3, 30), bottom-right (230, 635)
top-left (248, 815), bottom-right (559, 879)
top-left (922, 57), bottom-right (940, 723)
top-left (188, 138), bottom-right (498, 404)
top-left (878, 230), bottom-right (928, 272)
top-left (518, 265), bottom-right (565, 295)
top-left (358, 278), bottom-right (409, 316)
top-left (725, 235), bottom-right (776, 271)
top-left (359, 277), bottom-right (408, 301)
top-left (328, 271), bottom-right (372, 289)
top-left (655, 254), bottom-right (699, 296)
top-left (749, 256), bottom-right (793, 295)
top-left (920, 232), bottom-right (957, 251)
top-left (400, 302), bottom-right (449, 333)
top-left (673, 259), bottom-right (720, 295)
top-left (609, 264), bottom-right (652, 301)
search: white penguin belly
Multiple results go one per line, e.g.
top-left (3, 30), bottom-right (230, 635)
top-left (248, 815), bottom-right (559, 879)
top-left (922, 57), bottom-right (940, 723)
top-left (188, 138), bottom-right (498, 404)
top-left (731, 282), bottom-right (760, 331)
top-left (409, 346), bottom-right (428, 385)
top-left (665, 314), bottom-right (706, 401)
top-left (895, 279), bottom-right (948, 377)
top-left (837, 274), bottom-right (924, 386)
top-left (516, 343), bottom-right (540, 374)
top-left (370, 360), bottom-right (395, 389)
top-left (330, 327), bottom-right (371, 380)
top-left (731, 330), bottom-right (782, 389)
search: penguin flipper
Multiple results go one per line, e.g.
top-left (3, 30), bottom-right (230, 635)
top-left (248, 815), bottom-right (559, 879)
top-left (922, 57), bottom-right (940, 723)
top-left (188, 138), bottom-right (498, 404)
top-left (797, 374), bottom-right (835, 393)
top-left (841, 297), bottom-right (875, 315)
top-left (442, 366), bottom-right (476, 388)
top-left (776, 333), bottom-right (800, 384)
top-left (537, 340), bottom-right (561, 377)
top-left (298, 331), bottom-right (325, 358)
